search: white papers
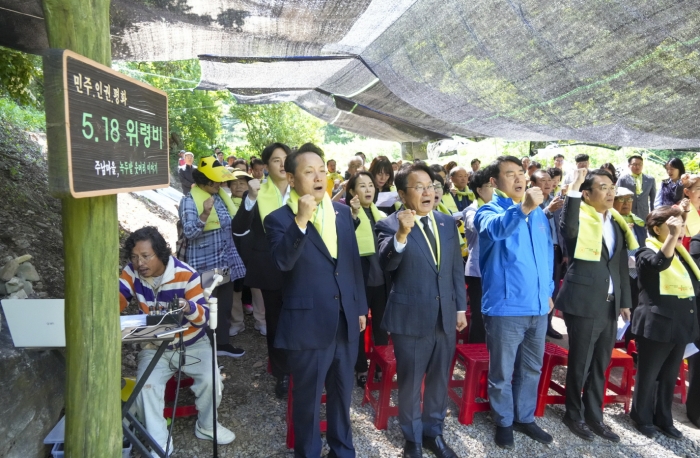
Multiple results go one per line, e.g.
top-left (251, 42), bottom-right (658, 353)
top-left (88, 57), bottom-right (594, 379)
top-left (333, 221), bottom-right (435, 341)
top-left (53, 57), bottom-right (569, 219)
top-left (376, 191), bottom-right (399, 207)
top-left (685, 343), bottom-right (700, 360)
top-left (616, 315), bottom-right (630, 341)
top-left (120, 314), bottom-right (146, 331)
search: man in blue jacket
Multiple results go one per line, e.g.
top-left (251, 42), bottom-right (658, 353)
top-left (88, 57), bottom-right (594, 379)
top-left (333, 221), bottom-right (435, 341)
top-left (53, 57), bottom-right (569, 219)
top-left (265, 144), bottom-right (368, 458)
top-left (475, 156), bottom-right (555, 449)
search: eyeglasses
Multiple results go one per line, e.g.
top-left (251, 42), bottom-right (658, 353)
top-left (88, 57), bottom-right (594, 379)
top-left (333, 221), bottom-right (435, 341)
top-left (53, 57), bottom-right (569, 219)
top-left (615, 197), bottom-right (633, 203)
top-left (130, 253), bottom-right (156, 264)
top-left (407, 184), bottom-right (435, 193)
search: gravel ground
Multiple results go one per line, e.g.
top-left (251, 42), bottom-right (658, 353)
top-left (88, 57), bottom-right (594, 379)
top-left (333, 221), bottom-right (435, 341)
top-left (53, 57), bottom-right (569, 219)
top-left (121, 314), bottom-right (700, 458)
top-left (118, 193), bottom-right (700, 457)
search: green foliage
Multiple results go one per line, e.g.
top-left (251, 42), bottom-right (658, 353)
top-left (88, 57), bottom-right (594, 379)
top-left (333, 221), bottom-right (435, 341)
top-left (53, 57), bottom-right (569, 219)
top-left (0, 97), bottom-right (46, 131)
top-left (323, 124), bottom-right (360, 145)
top-left (115, 60), bottom-right (228, 159)
top-left (229, 101), bottom-right (325, 156)
top-left (0, 46), bottom-right (43, 109)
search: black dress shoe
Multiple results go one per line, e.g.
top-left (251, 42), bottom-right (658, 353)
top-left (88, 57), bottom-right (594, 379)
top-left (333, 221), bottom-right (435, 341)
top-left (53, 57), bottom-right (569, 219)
top-left (634, 423), bottom-right (658, 439)
top-left (656, 424), bottom-right (683, 439)
top-left (275, 375), bottom-right (289, 399)
top-left (357, 373), bottom-right (368, 389)
top-left (422, 435), bottom-right (458, 458)
top-left (562, 416), bottom-right (594, 441)
top-left (585, 420), bottom-right (620, 442)
top-left (513, 421), bottom-right (553, 444)
top-left (494, 425), bottom-right (514, 449)
top-left (403, 441), bottom-right (423, 458)
top-left (546, 326), bottom-right (563, 339)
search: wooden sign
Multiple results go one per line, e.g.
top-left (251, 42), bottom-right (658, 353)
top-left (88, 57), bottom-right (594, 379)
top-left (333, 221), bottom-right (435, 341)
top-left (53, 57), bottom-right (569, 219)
top-left (44, 49), bottom-right (169, 198)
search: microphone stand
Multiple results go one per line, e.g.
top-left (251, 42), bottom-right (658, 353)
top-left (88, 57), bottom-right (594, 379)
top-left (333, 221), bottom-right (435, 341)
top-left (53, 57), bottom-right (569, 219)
top-left (203, 275), bottom-right (223, 458)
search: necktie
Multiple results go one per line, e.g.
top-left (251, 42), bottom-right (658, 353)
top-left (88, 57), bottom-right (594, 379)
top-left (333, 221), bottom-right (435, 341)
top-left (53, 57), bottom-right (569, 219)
top-left (421, 216), bottom-right (438, 262)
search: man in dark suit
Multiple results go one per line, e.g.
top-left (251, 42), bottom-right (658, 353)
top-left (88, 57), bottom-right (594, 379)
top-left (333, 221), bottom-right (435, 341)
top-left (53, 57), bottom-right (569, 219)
top-left (232, 142), bottom-right (292, 398)
top-left (178, 151), bottom-right (196, 192)
top-left (265, 143), bottom-right (368, 458)
top-left (376, 163), bottom-right (467, 458)
top-left (617, 155), bottom-right (656, 220)
top-left (556, 168), bottom-right (633, 443)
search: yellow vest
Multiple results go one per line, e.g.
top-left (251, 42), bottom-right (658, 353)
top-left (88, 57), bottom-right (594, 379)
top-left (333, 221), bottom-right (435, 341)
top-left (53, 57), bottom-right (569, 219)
top-left (190, 186), bottom-right (237, 232)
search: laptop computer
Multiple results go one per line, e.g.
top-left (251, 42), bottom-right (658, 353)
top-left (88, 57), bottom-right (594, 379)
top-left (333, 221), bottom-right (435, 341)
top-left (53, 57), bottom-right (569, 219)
top-left (1, 299), bottom-right (65, 347)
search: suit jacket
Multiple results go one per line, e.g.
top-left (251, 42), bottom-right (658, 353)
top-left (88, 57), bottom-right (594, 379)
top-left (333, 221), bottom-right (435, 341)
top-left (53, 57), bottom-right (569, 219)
top-left (265, 202), bottom-right (368, 350)
top-left (178, 165), bottom-right (195, 191)
top-left (555, 196), bottom-right (632, 317)
top-left (617, 173), bottom-right (656, 220)
top-left (375, 211), bottom-right (466, 337)
top-left (231, 192), bottom-right (284, 290)
top-left (631, 247), bottom-right (700, 344)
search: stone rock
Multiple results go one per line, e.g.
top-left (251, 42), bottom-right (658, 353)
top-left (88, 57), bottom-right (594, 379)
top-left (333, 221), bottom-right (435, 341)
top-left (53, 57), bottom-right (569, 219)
top-left (0, 259), bottom-right (19, 282)
top-left (37, 292), bottom-right (48, 298)
top-left (14, 255), bottom-right (32, 264)
top-left (13, 238), bottom-right (30, 249)
top-left (9, 289), bottom-right (28, 299)
top-left (35, 282), bottom-right (43, 291)
top-left (16, 263), bottom-right (40, 282)
top-left (22, 281), bottom-right (33, 296)
top-left (0, 313), bottom-right (65, 458)
top-left (5, 278), bottom-right (23, 294)
top-left (0, 282), bottom-right (5, 296)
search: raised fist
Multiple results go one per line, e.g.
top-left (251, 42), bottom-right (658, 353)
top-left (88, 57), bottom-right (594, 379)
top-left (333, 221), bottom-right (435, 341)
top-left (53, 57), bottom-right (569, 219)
top-left (521, 187), bottom-right (544, 215)
top-left (396, 209), bottom-right (416, 242)
top-left (296, 194), bottom-right (318, 227)
top-left (247, 178), bottom-right (261, 200)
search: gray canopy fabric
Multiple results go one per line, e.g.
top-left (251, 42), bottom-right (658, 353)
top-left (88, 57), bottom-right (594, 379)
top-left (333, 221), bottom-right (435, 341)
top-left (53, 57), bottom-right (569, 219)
top-left (2, 0), bottom-right (700, 147)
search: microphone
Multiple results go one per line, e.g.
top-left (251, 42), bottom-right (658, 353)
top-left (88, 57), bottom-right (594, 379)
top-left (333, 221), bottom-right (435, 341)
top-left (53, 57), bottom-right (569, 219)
top-left (203, 274), bottom-right (224, 301)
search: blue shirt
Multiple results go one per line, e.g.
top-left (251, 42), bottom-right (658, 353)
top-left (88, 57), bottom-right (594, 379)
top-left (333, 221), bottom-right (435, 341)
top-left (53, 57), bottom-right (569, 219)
top-left (179, 192), bottom-right (246, 281)
top-left (474, 193), bottom-right (554, 316)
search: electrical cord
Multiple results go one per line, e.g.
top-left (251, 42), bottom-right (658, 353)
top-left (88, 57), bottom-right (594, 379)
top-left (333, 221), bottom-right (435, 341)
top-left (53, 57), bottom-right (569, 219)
top-left (122, 304), bottom-right (188, 340)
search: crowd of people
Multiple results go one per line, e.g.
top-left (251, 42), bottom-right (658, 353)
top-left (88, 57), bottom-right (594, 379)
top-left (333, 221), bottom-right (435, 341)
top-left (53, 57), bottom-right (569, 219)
top-left (119, 145), bottom-right (700, 457)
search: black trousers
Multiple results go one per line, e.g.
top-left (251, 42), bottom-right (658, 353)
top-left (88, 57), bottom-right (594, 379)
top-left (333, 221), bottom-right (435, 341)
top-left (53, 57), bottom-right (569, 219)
top-left (465, 276), bottom-right (485, 343)
top-left (548, 245), bottom-right (564, 329)
top-left (563, 306), bottom-right (616, 422)
top-left (213, 281), bottom-right (234, 345)
top-left (288, 312), bottom-right (356, 458)
top-left (393, 321), bottom-right (455, 443)
top-left (687, 352), bottom-right (700, 427)
top-left (630, 336), bottom-right (686, 427)
top-left (624, 276), bottom-right (640, 345)
top-left (355, 284), bottom-right (389, 373)
top-left (261, 288), bottom-right (289, 380)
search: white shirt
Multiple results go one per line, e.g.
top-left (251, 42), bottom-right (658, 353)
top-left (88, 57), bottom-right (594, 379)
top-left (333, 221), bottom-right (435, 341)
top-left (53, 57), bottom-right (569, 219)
top-left (569, 191), bottom-right (616, 294)
top-left (393, 213), bottom-right (436, 252)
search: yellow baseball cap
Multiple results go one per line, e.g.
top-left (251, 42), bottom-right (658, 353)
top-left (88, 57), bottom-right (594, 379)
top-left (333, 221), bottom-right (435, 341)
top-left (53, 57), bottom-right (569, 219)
top-left (232, 170), bottom-right (253, 181)
top-left (199, 157), bottom-right (234, 182)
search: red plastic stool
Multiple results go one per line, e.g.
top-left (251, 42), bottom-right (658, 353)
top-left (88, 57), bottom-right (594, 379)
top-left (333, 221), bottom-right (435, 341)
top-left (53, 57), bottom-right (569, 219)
top-left (602, 348), bottom-right (635, 413)
top-left (535, 343), bottom-right (569, 416)
top-left (286, 377), bottom-right (327, 449)
top-left (163, 375), bottom-right (198, 418)
top-left (362, 345), bottom-right (399, 430)
top-left (448, 343), bottom-right (490, 425)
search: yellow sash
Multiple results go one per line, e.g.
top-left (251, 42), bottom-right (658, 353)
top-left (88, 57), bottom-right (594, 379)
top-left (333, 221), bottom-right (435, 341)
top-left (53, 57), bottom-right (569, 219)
top-left (622, 213), bottom-right (645, 227)
top-left (646, 237), bottom-right (700, 298)
top-left (231, 196), bottom-right (242, 214)
top-left (632, 173), bottom-right (643, 195)
top-left (455, 188), bottom-right (475, 203)
top-left (441, 193), bottom-right (459, 213)
top-left (686, 203), bottom-right (700, 237)
top-left (258, 180), bottom-right (286, 228)
top-left (288, 189), bottom-right (338, 259)
top-left (356, 204), bottom-right (386, 256)
top-left (326, 172), bottom-right (343, 196)
top-left (437, 202), bottom-right (452, 216)
top-left (190, 186), bottom-right (237, 232)
top-left (574, 202), bottom-right (640, 261)
top-left (416, 212), bottom-right (441, 268)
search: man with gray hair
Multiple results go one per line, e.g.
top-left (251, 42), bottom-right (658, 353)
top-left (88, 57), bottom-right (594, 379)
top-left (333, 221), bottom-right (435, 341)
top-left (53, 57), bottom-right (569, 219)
top-left (178, 152), bottom-right (196, 192)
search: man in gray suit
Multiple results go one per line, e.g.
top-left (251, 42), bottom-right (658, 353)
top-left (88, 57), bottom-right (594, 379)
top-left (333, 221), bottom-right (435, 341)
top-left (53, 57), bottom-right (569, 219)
top-left (556, 168), bottom-right (634, 443)
top-left (376, 163), bottom-right (467, 458)
top-left (617, 155), bottom-right (656, 220)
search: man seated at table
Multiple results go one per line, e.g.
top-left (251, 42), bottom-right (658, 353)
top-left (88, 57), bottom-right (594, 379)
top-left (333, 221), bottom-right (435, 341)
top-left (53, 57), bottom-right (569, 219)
top-left (119, 226), bottom-right (235, 456)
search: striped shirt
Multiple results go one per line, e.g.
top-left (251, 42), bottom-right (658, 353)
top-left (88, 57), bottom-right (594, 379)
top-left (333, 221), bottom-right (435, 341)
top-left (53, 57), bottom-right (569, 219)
top-left (179, 193), bottom-right (246, 281)
top-left (119, 256), bottom-right (209, 348)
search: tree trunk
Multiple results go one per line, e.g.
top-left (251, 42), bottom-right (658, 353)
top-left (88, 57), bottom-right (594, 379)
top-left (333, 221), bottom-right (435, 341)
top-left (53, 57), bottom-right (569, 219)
top-left (42, 1), bottom-right (122, 457)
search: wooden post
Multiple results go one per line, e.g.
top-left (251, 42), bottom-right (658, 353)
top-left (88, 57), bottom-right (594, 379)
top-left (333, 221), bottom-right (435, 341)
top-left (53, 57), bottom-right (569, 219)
top-left (42, 1), bottom-right (122, 457)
